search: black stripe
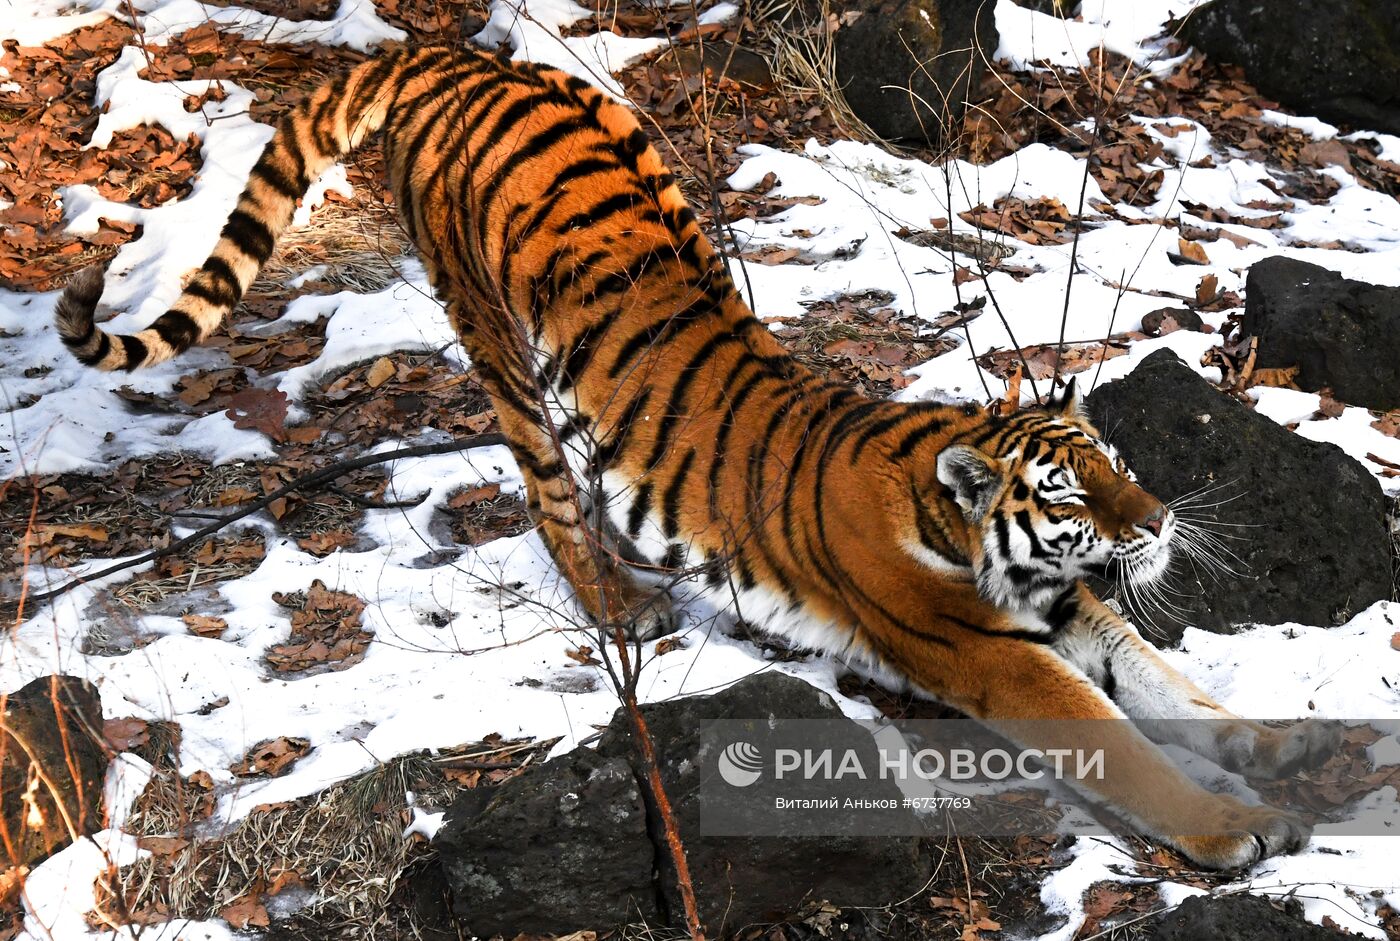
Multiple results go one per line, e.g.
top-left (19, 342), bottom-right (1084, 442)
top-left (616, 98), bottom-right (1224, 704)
top-left (249, 160), bottom-right (303, 200)
top-left (661, 448), bottom-right (695, 539)
top-left (661, 543), bottom-right (686, 571)
top-left (706, 355), bottom-right (777, 510)
top-left (118, 334), bottom-right (147, 370)
top-left (151, 311), bottom-right (199, 351)
top-left (81, 331), bottom-right (111, 365)
top-left (993, 512), bottom-right (1012, 558)
top-left (556, 191), bottom-right (643, 234)
top-left (591, 386), bottom-right (653, 472)
top-left (221, 210), bottom-right (276, 264)
top-left (893, 414), bottom-right (952, 460)
top-left (606, 279), bottom-right (719, 380)
top-left (626, 483), bottom-right (653, 537)
top-left (201, 255), bottom-right (242, 298)
top-left (182, 278), bottom-right (234, 307)
top-left (1013, 508), bottom-right (1056, 560)
top-left (643, 333), bottom-right (742, 473)
top-left (475, 117), bottom-right (586, 224)
top-left (555, 317), bottom-right (613, 392)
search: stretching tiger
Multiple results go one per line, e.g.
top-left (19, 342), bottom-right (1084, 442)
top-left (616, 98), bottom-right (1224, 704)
top-left (56, 44), bottom-right (1337, 871)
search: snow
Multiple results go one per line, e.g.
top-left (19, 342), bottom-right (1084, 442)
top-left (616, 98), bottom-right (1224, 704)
top-left (0, 0), bottom-right (123, 47)
top-left (4, 0), bottom-right (1400, 938)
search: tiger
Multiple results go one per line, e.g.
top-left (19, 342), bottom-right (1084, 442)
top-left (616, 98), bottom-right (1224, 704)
top-left (54, 43), bottom-right (1338, 872)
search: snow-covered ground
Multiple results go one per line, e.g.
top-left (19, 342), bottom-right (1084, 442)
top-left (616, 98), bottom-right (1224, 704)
top-left (2, 0), bottom-right (1399, 937)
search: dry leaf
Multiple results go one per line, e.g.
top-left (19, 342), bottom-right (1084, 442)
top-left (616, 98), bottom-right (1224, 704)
top-left (565, 645), bottom-right (602, 667)
top-left (220, 895), bottom-right (269, 929)
top-left (182, 614), bottom-right (228, 638)
top-left (1248, 365), bottom-right (1301, 390)
top-left (226, 387), bottom-right (290, 443)
top-left (366, 356), bottom-right (396, 388)
top-left (448, 483), bottom-right (502, 509)
top-left (1176, 238), bottom-right (1210, 264)
top-left (1315, 390), bottom-right (1346, 419)
top-left (35, 522), bottom-right (108, 542)
top-left (103, 717), bottom-right (150, 751)
top-left (1391, 633), bottom-right (1400, 651)
top-left (232, 736), bottom-right (310, 777)
top-left (1195, 273), bottom-right (1218, 304)
top-left (296, 530), bottom-right (356, 555)
top-left (1370, 411), bottom-right (1400, 438)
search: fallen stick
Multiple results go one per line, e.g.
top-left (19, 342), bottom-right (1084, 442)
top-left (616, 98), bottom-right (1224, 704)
top-left (16, 432), bottom-right (508, 610)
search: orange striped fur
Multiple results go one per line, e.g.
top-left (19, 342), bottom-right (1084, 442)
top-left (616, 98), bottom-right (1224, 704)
top-left (54, 45), bottom-right (1336, 871)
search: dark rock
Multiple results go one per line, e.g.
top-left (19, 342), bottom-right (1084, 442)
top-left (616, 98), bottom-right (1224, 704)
top-left (597, 672), bottom-right (931, 933)
top-left (1, 676), bottom-right (109, 868)
top-left (1085, 349), bottom-right (1390, 639)
top-left (435, 747), bottom-right (659, 937)
top-left (1180, 0), bottom-right (1400, 136)
top-left (1149, 893), bottom-right (1348, 940)
top-left (1140, 307), bottom-right (1204, 337)
top-left (833, 0), bottom-right (998, 142)
top-left (1241, 256), bottom-right (1400, 411)
top-left (436, 673), bottom-right (931, 935)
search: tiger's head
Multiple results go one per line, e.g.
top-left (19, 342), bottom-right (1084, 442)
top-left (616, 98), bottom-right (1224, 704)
top-left (935, 379), bottom-right (1174, 614)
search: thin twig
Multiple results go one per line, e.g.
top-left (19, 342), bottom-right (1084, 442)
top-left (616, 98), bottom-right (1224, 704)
top-left (18, 433), bottom-right (507, 608)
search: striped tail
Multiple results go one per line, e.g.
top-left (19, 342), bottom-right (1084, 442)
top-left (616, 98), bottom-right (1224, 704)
top-left (57, 46), bottom-right (427, 371)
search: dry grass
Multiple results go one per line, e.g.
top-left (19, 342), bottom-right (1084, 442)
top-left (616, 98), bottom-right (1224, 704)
top-left (110, 740), bottom-right (554, 939)
top-left (751, 0), bottom-right (884, 146)
top-left (252, 193), bottom-right (412, 297)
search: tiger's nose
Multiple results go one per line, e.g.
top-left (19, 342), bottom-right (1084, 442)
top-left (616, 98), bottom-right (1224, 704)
top-left (1140, 504), bottom-right (1165, 538)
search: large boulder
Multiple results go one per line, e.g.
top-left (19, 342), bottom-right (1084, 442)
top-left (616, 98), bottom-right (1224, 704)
top-left (433, 746), bottom-right (660, 936)
top-left (1149, 893), bottom-right (1348, 940)
top-left (1, 676), bottom-right (109, 870)
top-left (594, 672), bottom-right (931, 932)
top-left (833, 0), bottom-right (998, 142)
top-left (435, 673), bottom-right (932, 935)
top-left (1085, 349), bottom-right (1390, 639)
top-left (1241, 256), bottom-right (1400, 411)
top-left (1180, 0), bottom-right (1400, 136)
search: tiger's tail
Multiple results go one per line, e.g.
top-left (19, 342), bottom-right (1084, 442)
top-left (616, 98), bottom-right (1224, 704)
top-left (57, 45), bottom-right (433, 371)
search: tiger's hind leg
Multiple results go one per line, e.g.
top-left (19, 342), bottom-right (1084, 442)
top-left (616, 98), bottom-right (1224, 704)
top-left (470, 355), bottom-right (676, 642)
top-left (1053, 584), bottom-right (1341, 780)
top-left (520, 461), bottom-right (677, 641)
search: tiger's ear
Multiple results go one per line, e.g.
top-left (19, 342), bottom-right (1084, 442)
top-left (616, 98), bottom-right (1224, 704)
top-left (1050, 376), bottom-right (1083, 418)
top-left (936, 445), bottom-right (1003, 518)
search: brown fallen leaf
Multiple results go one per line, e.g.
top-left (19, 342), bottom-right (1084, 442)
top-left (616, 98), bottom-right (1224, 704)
top-left (182, 614), bottom-right (227, 639)
top-left (448, 483), bottom-right (502, 509)
top-left (1371, 410), bottom-right (1400, 438)
top-left (35, 522), bottom-right (108, 542)
top-left (1391, 632), bottom-right (1400, 651)
top-left (103, 717), bottom-right (150, 752)
top-left (1176, 238), bottom-right (1210, 264)
top-left (296, 530), bottom-right (357, 556)
top-left (1314, 390), bottom-right (1346, 419)
top-left (226, 387), bottom-right (290, 443)
top-left (366, 356), bottom-right (396, 388)
top-left (232, 736), bottom-right (311, 778)
top-left (565, 645), bottom-right (602, 667)
top-left (266, 580), bottom-right (371, 672)
top-left (220, 894), bottom-right (269, 930)
top-left (1248, 365), bottom-right (1301, 390)
top-left (1195, 272), bottom-right (1218, 305)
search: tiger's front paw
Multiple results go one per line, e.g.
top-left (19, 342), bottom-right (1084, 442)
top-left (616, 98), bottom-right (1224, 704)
top-left (599, 591), bottom-right (678, 643)
top-left (1240, 718), bottom-right (1343, 780)
top-left (1170, 805), bottom-right (1311, 870)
